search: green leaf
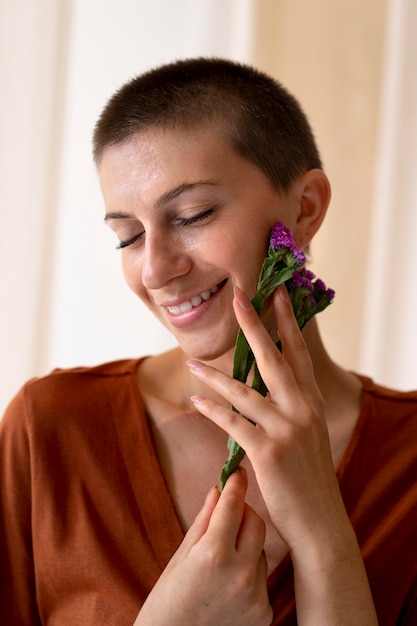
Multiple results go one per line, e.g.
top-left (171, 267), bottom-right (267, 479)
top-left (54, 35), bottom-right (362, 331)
top-left (219, 230), bottom-right (334, 488)
top-left (220, 439), bottom-right (246, 489)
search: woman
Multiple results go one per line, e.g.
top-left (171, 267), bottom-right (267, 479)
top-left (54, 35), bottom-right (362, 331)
top-left (1, 58), bottom-right (416, 625)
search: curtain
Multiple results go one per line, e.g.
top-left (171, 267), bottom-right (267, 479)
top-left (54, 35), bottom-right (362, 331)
top-left (2, 0), bottom-right (416, 416)
top-left (253, 0), bottom-right (388, 377)
top-left (0, 0), bottom-right (255, 414)
top-left (359, 0), bottom-right (417, 390)
top-left (0, 0), bottom-right (71, 413)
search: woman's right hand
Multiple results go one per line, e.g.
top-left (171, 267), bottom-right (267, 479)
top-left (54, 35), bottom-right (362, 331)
top-left (134, 467), bottom-right (272, 626)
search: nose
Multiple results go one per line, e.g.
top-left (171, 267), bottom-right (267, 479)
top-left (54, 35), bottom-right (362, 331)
top-left (141, 231), bottom-right (192, 289)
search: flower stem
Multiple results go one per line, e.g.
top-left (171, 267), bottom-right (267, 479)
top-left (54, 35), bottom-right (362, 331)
top-left (219, 222), bottom-right (334, 489)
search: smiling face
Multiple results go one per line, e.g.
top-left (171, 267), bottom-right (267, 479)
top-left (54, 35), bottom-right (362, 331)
top-left (99, 124), bottom-right (299, 361)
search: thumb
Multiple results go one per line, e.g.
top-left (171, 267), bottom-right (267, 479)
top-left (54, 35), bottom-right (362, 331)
top-left (168, 484), bottom-right (220, 565)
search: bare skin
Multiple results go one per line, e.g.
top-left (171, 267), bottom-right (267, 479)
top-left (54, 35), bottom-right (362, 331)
top-left (134, 287), bottom-right (376, 624)
top-left (134, 468), bottom-right (273, 626)
top-left (137, 315), bottom-right (362, 575)
top-left (100, 125), bottom-right (377, 624)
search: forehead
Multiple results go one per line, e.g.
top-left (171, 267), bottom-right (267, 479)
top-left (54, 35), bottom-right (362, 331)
top-left (98, 124), bottom-right (253, 202)
top-left (100, 123), bottom-right (233, 164)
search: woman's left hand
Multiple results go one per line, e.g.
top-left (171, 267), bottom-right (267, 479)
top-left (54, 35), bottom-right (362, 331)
top-left (188, 284), bottom-right (379, 625)
top-left (188, 284), bottom-right (347, 554)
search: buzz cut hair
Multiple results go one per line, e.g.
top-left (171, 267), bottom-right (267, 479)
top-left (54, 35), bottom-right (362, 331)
top-left (93, 57), bottom-right (322, 192)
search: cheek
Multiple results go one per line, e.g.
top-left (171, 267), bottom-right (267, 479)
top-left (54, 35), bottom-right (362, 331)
top-left (226, 235), bottom-right (269, 292)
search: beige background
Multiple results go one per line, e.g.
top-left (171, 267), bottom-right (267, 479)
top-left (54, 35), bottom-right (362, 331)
top-left (253, 0), bottom-right (387, 369)
top-left (1, 0), bottom-right (416, 415)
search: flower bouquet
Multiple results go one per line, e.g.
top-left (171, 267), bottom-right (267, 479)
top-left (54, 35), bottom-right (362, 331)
top-left (220, 222), bottom-right (335, 488)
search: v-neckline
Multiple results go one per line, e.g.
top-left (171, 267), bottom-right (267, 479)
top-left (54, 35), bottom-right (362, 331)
top-left (110, 358), bottom-right (184, 569)
top-left (113, 359), bottom-right (369, 583)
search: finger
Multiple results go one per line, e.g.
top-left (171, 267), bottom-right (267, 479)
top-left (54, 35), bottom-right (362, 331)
top-left (252, 547), bottom-right (270, 601)
top-left (163, 485), bottom-right (220, 572)
top-left (188, 351), bottom-right (288, 431)
top-left (188, 355), bottom-right (283, 437)
top-left (272, 285), bottom-right (317, 391)
top-left (178, 484), bottom-right (220, 554)
top-left (236, 503), bottom-right (266, 558)
top-left (234, 285), bottom-right (321, 408)
top-left (190, 392), bottom-right (265, 457)
top-left (205, 467), bottom-right (248, 545)
top-left (233, 286), bottom-right (301, 399)
top-left (236, 509), bottom-right (270, 616)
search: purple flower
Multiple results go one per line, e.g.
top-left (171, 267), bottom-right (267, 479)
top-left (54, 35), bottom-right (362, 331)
top-left (303, 269), bottom-right (316, 281)
top-left (270, 222), bottom-right (306, 265)
top-left (313, 278), bottom-right (335, 302)
top-left (221, 219), bottom-right (335, 487)
top-left (270, 222), bottom-right (293, 249)
top-left (287, 269), bottom-right (314, 291)
top-left (307, 293), bottom-right (317, 308)
top-left (285, 267), bottom-right (335, 321)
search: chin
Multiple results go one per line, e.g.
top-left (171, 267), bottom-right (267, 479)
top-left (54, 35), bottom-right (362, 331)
top-left (182, 337), bottom-right (236, 363)
top-left (170, 317), bottom-right (239, 363)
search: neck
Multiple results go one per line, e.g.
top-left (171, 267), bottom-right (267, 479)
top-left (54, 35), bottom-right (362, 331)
top-left (301, 318), bottom-right (363, 427)
top-left (177, 317), bottom-right (362, 427)
top-left (302, 317), bottom-right (340, 397)
top-left (146, 317), bottom-right (362, 472)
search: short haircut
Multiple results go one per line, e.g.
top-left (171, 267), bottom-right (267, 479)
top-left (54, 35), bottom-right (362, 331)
top-left (93, 57), bottom-right (322, 192)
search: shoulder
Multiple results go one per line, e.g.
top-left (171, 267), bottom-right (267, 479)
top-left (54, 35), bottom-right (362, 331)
top-left (353, 374), bottom-right (417, 469)
top-left (348, 376), bottom-right (417, 625)
top-left (24, 357), bottom-right (140, 397)
top-left (33, 357), bottom-right (141, 386)
top-left (358, 374), bottom-right (417, 421)
top-left (339, 374), bottom-right (417, 483)
top-left (1, 358), bottom-right (144, 437)
top-left (359, 373), bottom-right (417, 399)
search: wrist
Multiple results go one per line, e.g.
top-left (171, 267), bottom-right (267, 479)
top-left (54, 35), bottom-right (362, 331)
top-left (290, 520), bottom-right (361, 575)
top-left (290, 525), bottom-right (378, 625)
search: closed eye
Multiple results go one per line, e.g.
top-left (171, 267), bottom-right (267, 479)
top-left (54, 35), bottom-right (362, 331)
top-left (115, 208), bottom-right (213, 249)
top-left (177, 208), bottom-right (214, 226)
top-left (116, 232), bottom-right (144, 250)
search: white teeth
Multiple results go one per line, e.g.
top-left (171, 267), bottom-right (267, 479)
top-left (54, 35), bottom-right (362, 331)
top-left (167, 284), bottom-right (221, 315)
top-left (168, 302), bottom-right (192, 315)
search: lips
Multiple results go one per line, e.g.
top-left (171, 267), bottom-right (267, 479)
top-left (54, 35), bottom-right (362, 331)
top-left (166, 279), bottom-right (227, 315)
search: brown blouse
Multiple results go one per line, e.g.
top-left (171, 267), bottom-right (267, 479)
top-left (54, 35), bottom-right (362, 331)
top-left (1, 359), bottom-right (416, 625)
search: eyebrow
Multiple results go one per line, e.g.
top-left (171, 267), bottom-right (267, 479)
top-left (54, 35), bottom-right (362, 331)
top-left (104, 180), bottom-right (219, 222)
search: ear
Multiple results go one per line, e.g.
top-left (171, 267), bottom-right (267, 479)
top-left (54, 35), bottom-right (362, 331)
top-left (291, 169), bottom-right (331, 248)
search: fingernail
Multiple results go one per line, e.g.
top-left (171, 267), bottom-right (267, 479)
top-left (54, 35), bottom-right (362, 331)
top-left (206, 484), bottom-right (219, 500)
top-left (202, 484), bottom-right (220, 509)
top-left (190, 394), bottom-right (206, 404)
top-left (186, 359), bottom-right (205, 371)
top-left (278, 284), bottom-right (289, 300)
top-left (234, 285), bottom-right (252, 310)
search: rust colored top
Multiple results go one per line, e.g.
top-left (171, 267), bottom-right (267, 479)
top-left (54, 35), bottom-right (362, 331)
top-left (1, 359), bottom-right (416, 625)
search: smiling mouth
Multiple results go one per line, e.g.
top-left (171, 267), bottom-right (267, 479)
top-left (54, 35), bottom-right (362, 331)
top-left (167, 279), bottom-right (227, 315)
